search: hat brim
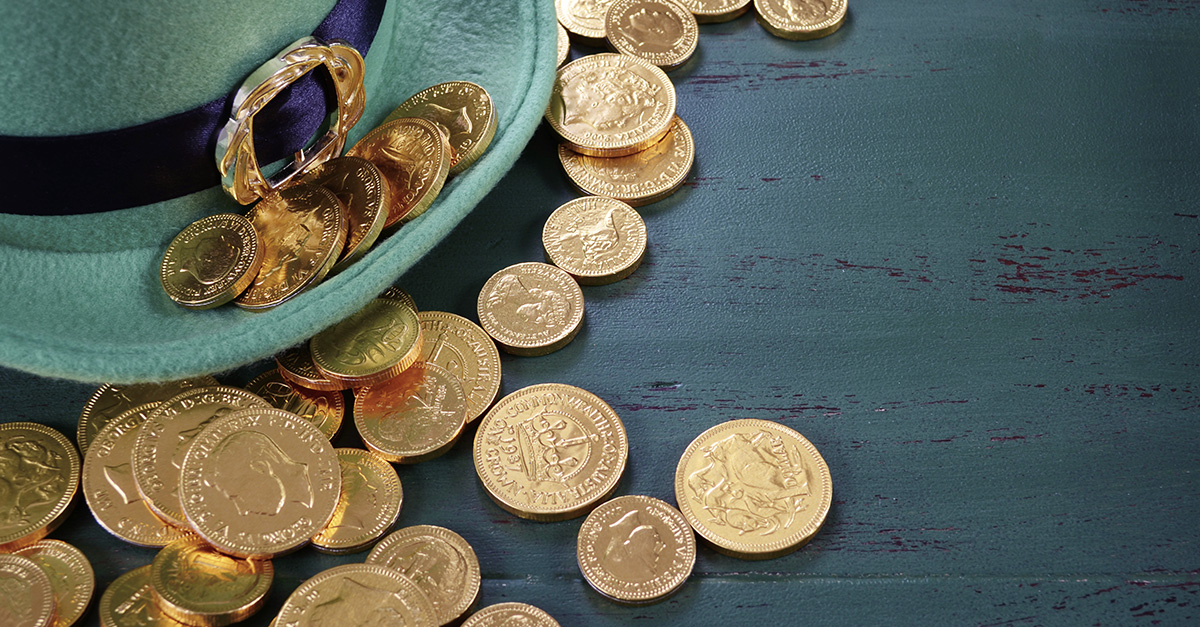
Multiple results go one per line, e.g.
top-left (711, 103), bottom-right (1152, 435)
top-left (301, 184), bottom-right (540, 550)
top-left (0, 0), bottom-right (558, 383)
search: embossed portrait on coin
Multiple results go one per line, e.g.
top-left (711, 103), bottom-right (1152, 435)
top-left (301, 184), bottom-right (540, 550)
top-left (308, 577), bottom-right (421, 626)
top-left (0, 435), bottom-right (65, 532)
top-left (619, 7), bottom-right (684, 52)
top-left (562, 208), bottom-right (621, 261)
top-left (163, 551), bottom-right (259, 605)
top-left (378, 135), bottom-right (431, 197)
top-left (172, 406), bottom-right (236, 472)
top-left (0, 571), bottom-right (36, 624)
top-left (384, 540), bottom-right (467, 593)
top-left (326, 463), bottom-right (377, 533)
top-left (783, 0), bottom-right (829, 21)
top-left (205, 431), bottom-right (314, 516)
top-left (568, 0), bottom-right (612, 22)
top-left (515, 410), bottom-right (595, 484)
top-left (255, 203), bottom-right (322, 287)
top-left (560, 67), bottom-right (658, 135)
top-left (487, 276), bottom-right (568, 331)
top-left (686, 431), bottom-right (811, 536)
top-left (602, 510), bottom-right (666, 582)
top-left (177, 229), bottom-right (239, 286)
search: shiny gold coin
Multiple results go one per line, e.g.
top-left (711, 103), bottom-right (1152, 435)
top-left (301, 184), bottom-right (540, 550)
top-left (556, 21), bottom-right (570, 67)
top-left (347, 117), bottom-right (451, 227)
top-left (379, 286), bottom-right (419, 314)
top-left (675, 0), bottom-right (751, 22)
top-left (275, 563), bottom-right (436, 627)
top-left (474, 384), bottom-right (628, 521)
top-left (576, 494), bottom-right (695, 604)
top-left (0, 553), bottom-right (58, 627)
top-left (418, 311), bottom-right (502, 423)
top-left (160, 213), bottom-right (263, 310)
top-left (276, 345), bottom-right (346, 392)
top-left (605, 0), bottom-right (699, 70)
top-left (0, 423), bottom-right (80, 552)
top-left (354, 362), bottom-right (468, 464)
top-left (234, 184), bottom-right (348, 310)
top-left (383, 82), bottom-right (498, 176)
top-left (311, 448), bottom-right (403, 554)
top-left (83, 408), bottom-right (192, 548)
top-left (461, 603), bottom-right (561, 627)
top-left (244, 369), bottom-right (345, 440)
top-left (178, 407), bottom-right (341, 559)
top-left (559, 116), bottom-right (693, 207)
top-left (754, 0), bottom-right (847, 40)
top-left (298, 155), bottom-right (389, 273)
top-left (546, 53), bottom-right (676, 157)
top-left (14, 540), bottom-right (94, 627)
top-left (366, 525), bottom-right (481, 625)
top-left (77, 378), bottom-right (219, 457)
top-left (150, 536), bottom-right (273, 627)
top-left (310, 297), bottom-right (424, 387)
top-left (556, 0), bottom-right (615, 45)
top-left (132, 386), bottom-right (270, 529)
top-left (476, 262), bottom-right (585, 356)
top-left (674, 419), bottom-right (832, 559)
top-left (98, 565), bottom-right (186, 627)
top-left (543, 196), bottom-right (647, 285)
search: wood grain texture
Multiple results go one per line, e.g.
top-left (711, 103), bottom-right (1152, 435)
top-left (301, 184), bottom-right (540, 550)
top-left (2, 0), bottom-right (1198, 624)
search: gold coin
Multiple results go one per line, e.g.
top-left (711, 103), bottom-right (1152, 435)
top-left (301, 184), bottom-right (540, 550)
top-left (559, 116), bottom-right (693, 207)
top-left (556, 0), bottom-right (615, 44)
top-left (276, 346), bottom-right (347, 392)
top-left (244, 369), bottom-right (345, 440)
top-left (556, 21), bottom-right (570, 67)
top-left (461, 603), bottom-right (561, 627)
top-left (98, 565), bottom-right (186, 627)
top-left (605, 0), bottom-right (699, 70)
top-left (418, 311), bottom-right (502, 423)
top-left (379, 286), bottom-right (419, 314)
top-left (0, 423), bottom-right (80, 552)
top-left (383, 82), bottom-right (498, 176)
top-left (0, 553), bottom-right (58, 627)
top-left (542, 196), bottom-right (647, 285)
top-left (754, 0), bottom-right (847, 40)
top-left (311, 448), bottom-right (403, 554)
top-left (150, 536), bottom-right (273, 627)
top-left (674, 419), bottom-right (832, 559)
top-left (83, 408), bottom-right (192, 548)
top-left (178, 407), bottom-right (341, 559)
top-left (675, 0), bottom-right (751, 22)
top-left (354, 362), bottom-right (468, 464)
top-left (14, 540), bottom-right (94, 627)
top-left (160, 213), bottom-right (263, 310)
top-left (132, 386), bottom-right (270, 529)
top-left (235, 184), bottom-right (348, 311)
top-left (476, 262), bottom-right (585, 356)
top-left (310, 297), bottom-right (424, 387)
top-left (298, 155), bottom-right (389, 273)
top-left (275, 563), bottom-right (437, 627)
top-left (77, 378), bottom-right (219, 457)
top-left (347, 117), bottom-right (451, 227)
top-left (576, 494), bottom-right (695, 604)
top-left (546, 53), bottom-right (676, 157)
top-left (473, 383), bottom-right (628, 521)
top-left (366, 525), bottom-right (481, 625)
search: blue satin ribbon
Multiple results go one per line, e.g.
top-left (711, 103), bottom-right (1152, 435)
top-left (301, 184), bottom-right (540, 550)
top-left (0, 0), bottom-right (386, 215)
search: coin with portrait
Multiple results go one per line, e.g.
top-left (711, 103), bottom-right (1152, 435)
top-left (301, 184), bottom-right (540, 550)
top-left (14, 540), bottom-right (95, 627)
top-left (347, 117), bottom-right (451, 227)
top-left (605, 0), bottom-right (699, 70)
top-left (366, 525), bottom-right (481, 625)
top-left (754, 0), bottom-right (847, 40)
top-left (577, 494), bottom-right (695, 604)
top-left (461, 602), bottom-right (561, 627)
top-left (150, 535), bottom-right (273, 626)
top-left (556, 0), bottom-right (615, 44)
top-left (275, 563), bottom-right (436, 627)
top-left (383, 81), bottom-right (497, 175)
top-left (311, 448), bottom-right (403, 554)
top-left (160, 213), bottom-right (263, 310)
top-left (77, 377), bottom-right (219, 457)
top-left (477, 262), bottom-right (585, 356)
top-left (543, 196), bottom-right (647, 285)
top-left (559, 116), bottom-right (693, 207)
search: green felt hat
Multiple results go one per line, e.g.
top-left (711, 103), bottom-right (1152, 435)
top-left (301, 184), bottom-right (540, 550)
top-left (0, 0), bottom-right (557, 383)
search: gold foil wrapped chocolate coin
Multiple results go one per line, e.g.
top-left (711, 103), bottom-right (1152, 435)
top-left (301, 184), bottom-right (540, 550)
top-left (298, 155), bottom-right (389, 273)
top-left (477, 262), bottom-right (585, 356)
top-left (160, 213), bottom-right (263, 310)
top-left (543, 196), bottom-right (647, 285)
top-left (98, 565), bottom-right (186, 627)
top-left (754, 0), bottom-right (848, 40)
top-left (577, 494), bottom-right (695, 604)
top-left (14, 540), bottom-right (95, 627)
top-left (418, 311), bottom-right (502, 423)
top-left (275, 563), bottom-right (436, 627)
top-left (310, 297), bottom-right (424, 387)
top-left (0, 422), bottom-right (80, 552)
top-left (366, 525), bottom-right (481, 625)
top-left (0, 553), bottom-right (58, 627)
top-left (311, 448), bottom-right (403, 554)
top-left (347, 117), bottom-right (451, 227)
top-left (559, 116), bottom-right (694, 207)
top-left (462, 603), bottom-right (561, 627)
top-left (676, 0), bottom-right (751, 22)
top-left (384, 81), bottom-right (498, 175)
top-left (77, 377), bottom-right (219, 456)
top-left (150, 536), bottom-right (273, 626)
top-left (244, 368), bottom-right (345, 440)
top-left (556, 21), bottom-right (570, 67)
top-left (605, 0), bottom-right (699, 70)
top-left (354, 362), bottom-right (468, 464)
top-left (276, 345), bottom-right (345, 392)
top-left (556, 0), bottom-right (615, 45)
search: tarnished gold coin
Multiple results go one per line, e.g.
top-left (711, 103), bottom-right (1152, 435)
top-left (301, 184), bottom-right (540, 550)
top-left (14, 540), bottom-right (94, 627)
top-left (556, 21), bottom-right (570, 67)
top-left (559, 116), bottom-right (693, 207)
top-left (674, 419), bottom-right (832, 559)
top-left (298, 155), bottom-right (389, 273)
top-left (160, 213), bottom-right (263, 310)
top-left (379, 286), bottom-right (419, 314)
top-left (383, 82), bottom-right (498, 176)
top-left (275, 563), bottom-right (436, 627)
top-left (150, 536), bottom-right (273, 627)
top-left (474, 384), bottom-right (628, 521)
top-left (543, 196), bottom-right (647, 285)
top-left (0, 423), bottom-right (80, 552)
top-left (276, 345), bottom-right (346, 392)
top-left (235, 184), bottom-right (347, 310)
top-left (366, 525), bottom-right (481, 625)
top-left (77, 377), bottom-right (219, 457)
top-left (605, 0), bottom-right (699, 70)
top-left (418, 311), bottom-right (502, 423)
top-left (83, 408), bottom-right (192, 548)
top-left (244, 369), bottom-right (344, 440)
top-left (556, 0), bottom-right (615, 45)
top-left (675, 0), bottom-right (751, 22)
top-left (347, 117), bottom-right (451, 227)
top-left (132, 386), bottom-right (269, 529)
top-left (179, 408), bottom-right (341, 559)
top-left (310, 297), bottom-right (424, 387)
top-left (0, 553), bottom-right (57, 627)
top-left (354, 362), bottom-right (468, 464)
top-left (547, 53), bottom-right (676, 157)
top-left (98, 565), bottom-right (186, 627)
top-left (477, 262), bottom-right (585, 356)
top-left (754, 0), bottom-right (847, 40)
top-left (311, 448), bottom-right (403, 554)
top-left (577, 495), bottom-right (695, 604)
top-left (461, 603), bottom-right (560, 627)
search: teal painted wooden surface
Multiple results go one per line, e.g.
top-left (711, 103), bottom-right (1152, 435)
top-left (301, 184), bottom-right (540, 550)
top-left (2, 0), bottom-right (1198, 624)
